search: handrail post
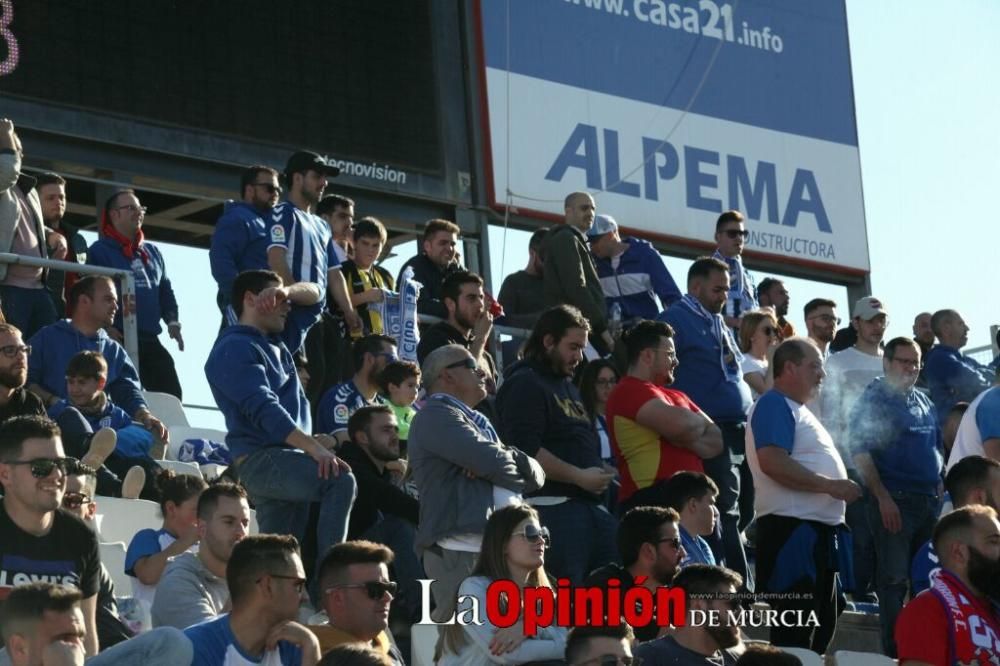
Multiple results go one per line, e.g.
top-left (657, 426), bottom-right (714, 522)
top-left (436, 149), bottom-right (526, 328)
top-left (120, 272), bottom-right (140, 373)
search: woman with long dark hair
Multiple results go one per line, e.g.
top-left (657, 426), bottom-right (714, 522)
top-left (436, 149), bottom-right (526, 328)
top-left (437, 504), bottom-right (567, 665)
top-left (578, 359), bottom-right (621, 511)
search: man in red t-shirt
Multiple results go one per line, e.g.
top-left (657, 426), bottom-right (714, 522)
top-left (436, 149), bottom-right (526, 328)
top-left (895, 505), bottom-right (1000, 665)
top-left (607, 320), bottom-right (723, 511)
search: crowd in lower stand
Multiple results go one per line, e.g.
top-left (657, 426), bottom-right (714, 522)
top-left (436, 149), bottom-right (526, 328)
top-left (1, 116), bottom-right (1000, 665)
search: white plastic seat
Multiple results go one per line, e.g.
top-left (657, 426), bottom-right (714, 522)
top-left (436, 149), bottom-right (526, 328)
top-left (98, 541), bottom-right (131, 598)
top-left (166, 426), bottom-right (227, 461)
top-left (830, 651), bottom-right (896, 665)
top-left (94, 496), bottom-right (161, 547)
top-left (773, 646), bottom-right (823, 666)
top-left (156, 459), bottom-right (203, 478)
top-left (141, 391), bottom-right (190, 428)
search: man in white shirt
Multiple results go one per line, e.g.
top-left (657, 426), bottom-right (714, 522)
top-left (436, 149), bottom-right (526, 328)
top-left (818, 295), bottom-right (888, 602)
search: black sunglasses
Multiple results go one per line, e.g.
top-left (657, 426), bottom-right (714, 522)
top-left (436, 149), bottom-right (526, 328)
top-left (656, 536), bottom-right (682, 549)
top-left (253, 182), bottom-right (282, 194)
top-left (326, 580), bottom-right (398, 600)
top-left (62, 492), bottom-right (93, 509)
top-left (2, 457), bottom-right (83, 478)
top-left (513, 524), bottom-right (552, 546)
top-left (445, 358), bottom-right (478, 371)
top-left (724, 229), bottom-right (749, 239)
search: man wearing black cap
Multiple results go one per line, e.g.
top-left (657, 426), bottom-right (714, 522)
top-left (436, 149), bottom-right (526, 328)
top-left (268, 151), bottom-right (361, 404)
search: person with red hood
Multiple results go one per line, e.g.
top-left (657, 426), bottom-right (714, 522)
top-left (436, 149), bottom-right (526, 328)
top-left (86, 190), bottom-right (184, 399)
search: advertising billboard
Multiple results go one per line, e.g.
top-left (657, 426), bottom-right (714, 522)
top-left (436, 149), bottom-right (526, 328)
top-left (479, 0), bottom-right (869, 275)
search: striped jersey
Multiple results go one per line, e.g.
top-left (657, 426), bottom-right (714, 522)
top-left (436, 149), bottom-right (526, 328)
top-left (267, 201), bottom-right (341, 295)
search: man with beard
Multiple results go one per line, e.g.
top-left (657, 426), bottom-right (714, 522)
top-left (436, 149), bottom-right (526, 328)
top-left (408, 345), bottom-right (544, 621)
top-left (397, 218), bottom-right (463, 321)
top-left (338, 406), bottom-right (421, 623)
top-left (911, 455), bottom-right (1000, 595)
top-left (496, 305), bottom-right (618, 583)
top-left (659, 257), bottom-right (752, 590)
top-left (804, 298), bottom-right (839, 359)
top-left (756, 278), bottom-right (793, 340)
top-left (635, 564), bottom-right (744, 664)
top-left (746, 338), bottom-right (861, 653)
top-left (317, 335), bottom-right (395, 444)
top-left (924, 309), bottom-right (993, 416)
top-left (416, 271), bottom-right (498, 415)
top-left (151, 482), bottom-right (250, 630)
top-left (851, 337), bottom-right (943, 657)
top-left (268, 151), bottom-right (361, 407)
top-left (606, 320), bottom-right (723, 512)
top-left (895, 505), bottom-right (1000, 665)
top-left (585, 506), bottom-right (686, 643)
top-left (543, 192), bottom-right (613, 355)
top-left (711, 210), bottom-right (756, 332)
top-left (211, 165), bottom-right (281, 320)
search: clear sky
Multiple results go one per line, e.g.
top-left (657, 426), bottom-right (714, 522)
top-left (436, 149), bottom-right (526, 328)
top-left (121, 0), bottom-right (999, 429)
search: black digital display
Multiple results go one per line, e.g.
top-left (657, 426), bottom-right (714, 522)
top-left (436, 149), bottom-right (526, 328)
top-left (0, 0), bottom-right (443, 173)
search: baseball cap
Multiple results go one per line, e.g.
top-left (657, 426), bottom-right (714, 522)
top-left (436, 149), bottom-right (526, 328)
top-left (587, 214), bottom-right (618, 240)
top-left (284, 151), bottom-right (340, 180)
top-left (852, 296), bottom-right (887, 321)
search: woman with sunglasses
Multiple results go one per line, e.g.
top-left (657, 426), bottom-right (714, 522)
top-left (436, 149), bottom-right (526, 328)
top-left (738, 309), bottom-right (780, 400)
top-left (578, 359), bottom-right (621, 511)
top-left (438, 504), bottom-right (567, 665)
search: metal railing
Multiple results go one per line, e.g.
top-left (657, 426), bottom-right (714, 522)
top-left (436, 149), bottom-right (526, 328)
top-left (0, 253), bottom-right (140, 369)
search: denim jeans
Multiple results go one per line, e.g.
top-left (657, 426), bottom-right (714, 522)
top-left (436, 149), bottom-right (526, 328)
top-left (0, 284), bottom-right (57, 340)
top-left (702, 421), bottom-right (752, 591)
top-left (363, 513), bottom-right (425, 623)
top-left (237, 446), bottom-right (357, 575)
top-left (0, 627), bottom-right (193, 666)
top-left (534, 499), bottom-right (619, 585)
top-left (846, 468), bottom-right (876, 597)
top-left (868, 489), bottom-right (938, 657)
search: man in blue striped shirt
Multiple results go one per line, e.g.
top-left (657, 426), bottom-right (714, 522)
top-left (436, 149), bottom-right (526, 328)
top-left (268, 151), bottom-right (361, 403)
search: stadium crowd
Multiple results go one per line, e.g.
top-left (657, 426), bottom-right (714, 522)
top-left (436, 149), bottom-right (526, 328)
top-left (1, 116), bottom-right (1000, 665)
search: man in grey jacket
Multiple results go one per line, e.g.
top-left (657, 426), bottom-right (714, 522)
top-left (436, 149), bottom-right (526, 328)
top-left (408, 344), bottom-right (545, 621)
top-left (151, 482), bottom-right (250, 629)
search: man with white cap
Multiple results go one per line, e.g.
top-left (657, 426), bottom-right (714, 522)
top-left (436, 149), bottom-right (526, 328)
top-left (819, 295), bottom-right (889, 603)
top-left (588, 214), bottom-right (682, 322)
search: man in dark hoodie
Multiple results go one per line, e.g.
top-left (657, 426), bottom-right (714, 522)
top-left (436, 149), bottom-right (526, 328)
top-left (496, 305), bottom-right (619, 583)
top-left (542, 192), bottom-right (612, 355)
top-left (204, 269), bottom-right (355, 582)
top-left (210, 165), bottom-right (281, 319)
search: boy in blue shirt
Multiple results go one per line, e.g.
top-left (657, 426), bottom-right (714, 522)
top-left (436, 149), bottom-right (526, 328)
top-left (662, 471), bottom-right (720, 567)
top-left (48, 350), bottom-right (164, 498)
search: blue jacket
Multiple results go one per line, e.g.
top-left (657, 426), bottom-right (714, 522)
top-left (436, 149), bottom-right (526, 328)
top-left (29, 321), bottom-right (147, 417)
top-left (923, 345), bottom-right (991, 415)
top-left (851, 377), bottom-right (943, 495)
top-left (48, 397), bottom-right (153, 459)
top-left (209, 201), bottom-right (272, 306)
top-left (592, 237), bottom-right (681, 320)
top-left (660, 302), bottom-right (752, 422)
top-left (204, 303), bottom-right (321, 458)
top-left (87, 238), bottom-right (178, 337)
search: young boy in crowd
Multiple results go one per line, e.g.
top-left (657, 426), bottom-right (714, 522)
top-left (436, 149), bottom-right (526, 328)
top-left (48, 350), bottom-right (166, 497)
top-left (377, 359), bottom-right (420, 456)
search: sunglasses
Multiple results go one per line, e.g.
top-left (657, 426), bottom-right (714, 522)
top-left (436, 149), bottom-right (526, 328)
top-left (723, 229), bottom-right (749, 239)
top-left (513, 525), bottom-right (552, 546)
top-left (62, 492), bottom-right (92, 510)
top-left (656, 536), bottom-right (682, 549)
top-left (266, 574), bottom-right (307, 594)
top-left (326, 580), bottom-right (398, 600)
top-left (2, 457), bottom-right (83, 478)
top-left (253, 182), bottom-right (282, 194)
top-left (445, 357), bottom-right (478, 371)
top-left (0, 344), bottom-right (30, 358)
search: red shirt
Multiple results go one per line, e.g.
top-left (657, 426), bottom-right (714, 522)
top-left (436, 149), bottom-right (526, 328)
top-left (606, 376), bottom-right (704, 503)
top-left (896, 583), bottom-right (1000, 665)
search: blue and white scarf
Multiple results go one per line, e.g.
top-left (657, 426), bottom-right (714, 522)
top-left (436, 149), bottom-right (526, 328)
top-left (712, 250), bottom-right (757, 320)
top-left (428, 392), bottom-right (500, 443)
top-left (377, 265), bottom-right (422, 363)
top-left (678, 294), bottom-right (744, 384)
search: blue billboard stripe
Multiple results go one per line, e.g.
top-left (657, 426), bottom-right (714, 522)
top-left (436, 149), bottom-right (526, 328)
top-left (481, 0), bottom-right (858, 146)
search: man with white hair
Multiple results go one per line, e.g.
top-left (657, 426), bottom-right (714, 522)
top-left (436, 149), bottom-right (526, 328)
top-left (407, 344), bottom-right (545, 621)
